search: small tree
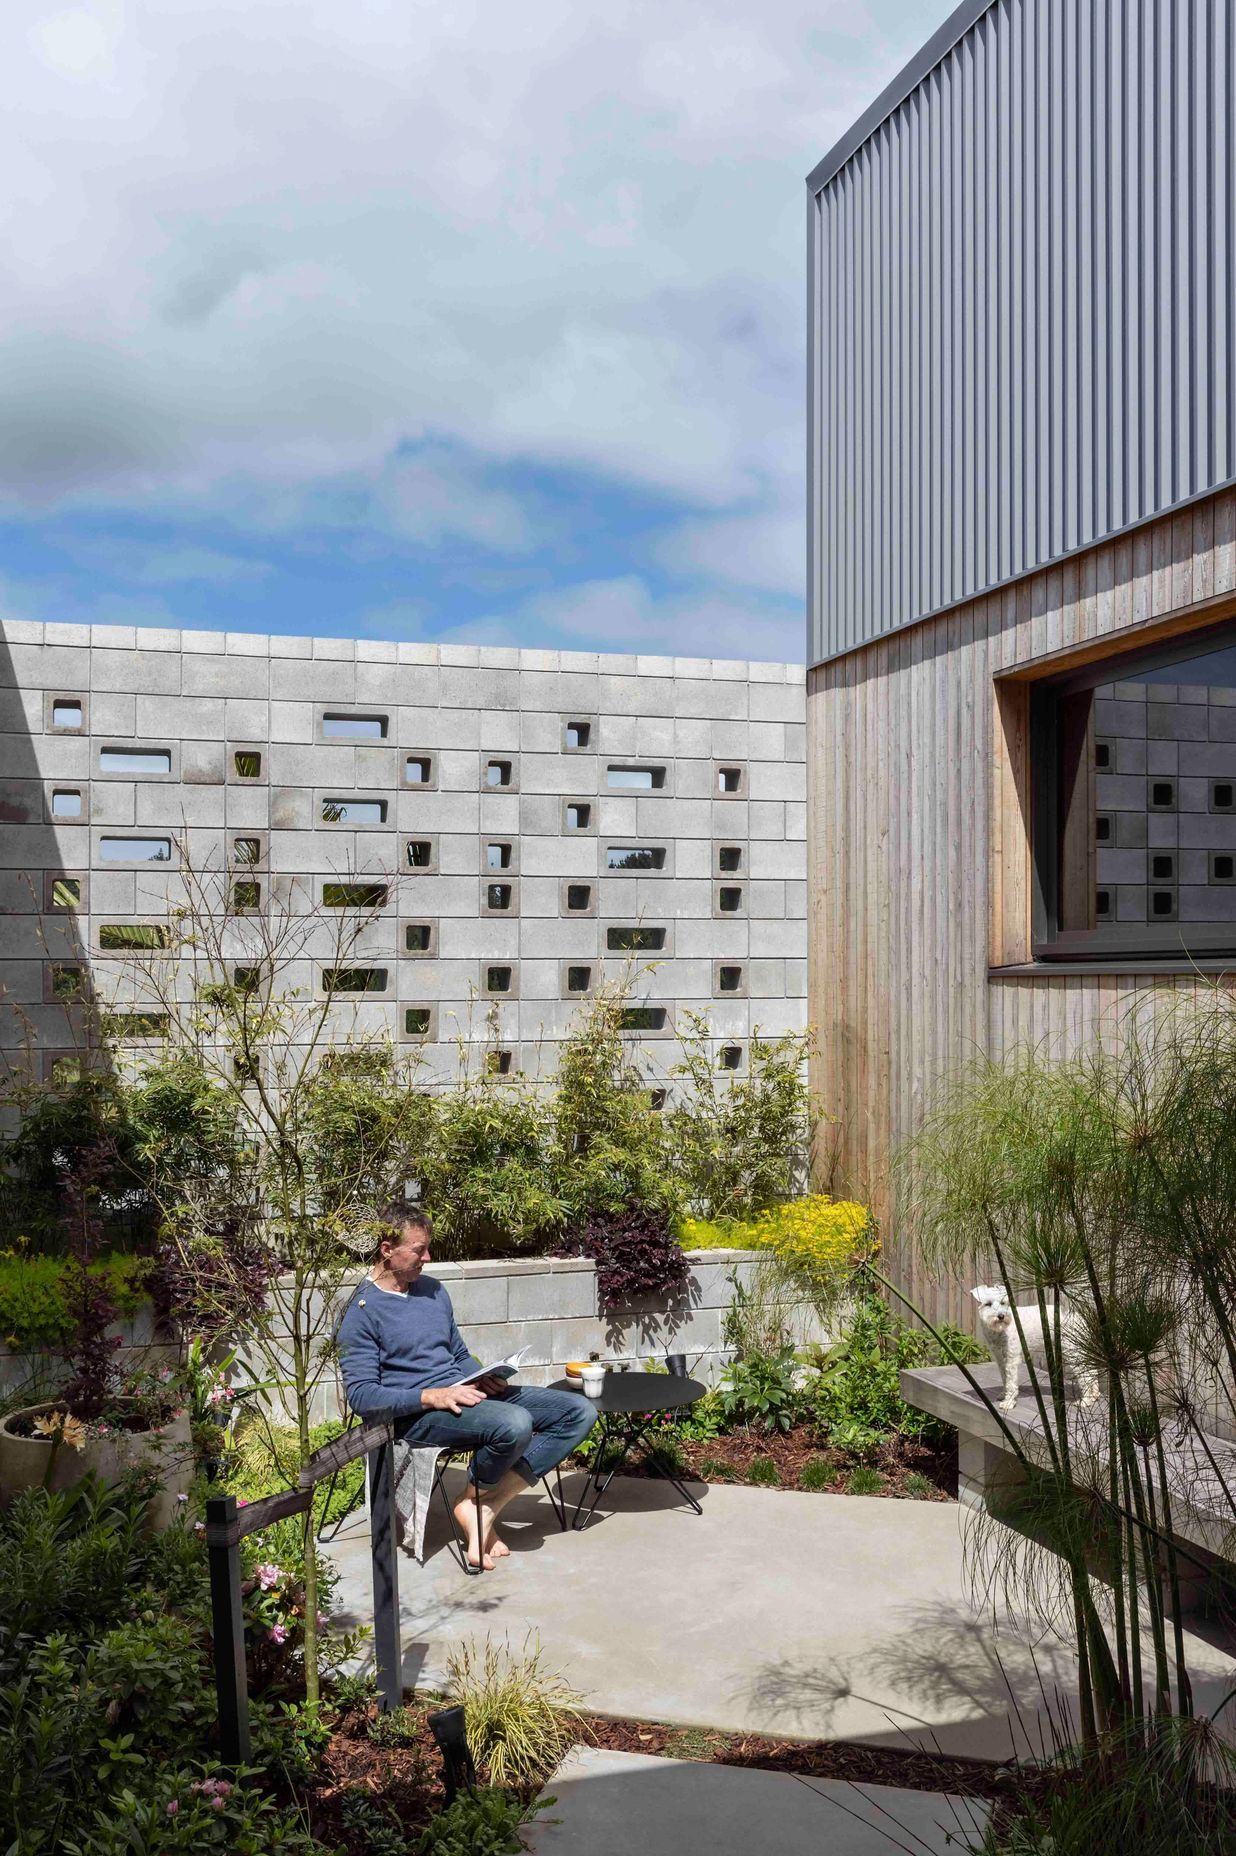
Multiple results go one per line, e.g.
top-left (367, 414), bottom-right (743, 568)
top-left (417, 1006), bottom-right (564, 1257)
top-left (664, 1014), bottom-right (818, 1221)
top-left (98, 844), bottom-right (427, 1702)
top-left (548, 974), bottom-right (687, 1308)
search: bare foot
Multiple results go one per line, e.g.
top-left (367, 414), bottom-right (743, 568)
top-left (485, 1524), bottom-right (511, 1560)
top-left (452, 1494), bottom-right (495, 1570)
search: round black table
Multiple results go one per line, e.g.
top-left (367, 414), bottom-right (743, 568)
top-left (549, 1372), bottom-right (706, 1528)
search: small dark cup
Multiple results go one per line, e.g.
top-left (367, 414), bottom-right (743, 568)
top-left (665, 1353), bottom-right (688, 1378)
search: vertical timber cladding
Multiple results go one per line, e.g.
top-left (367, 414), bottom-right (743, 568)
top-left (808, 0), bottom-right (1236, 667)
top-left (807, 490), bottom-right (1236, 1330)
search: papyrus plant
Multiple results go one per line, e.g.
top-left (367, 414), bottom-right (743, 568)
top-left (894, 993), bottom-right (1236, 1789)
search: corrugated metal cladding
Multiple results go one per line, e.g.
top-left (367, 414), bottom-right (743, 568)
top-left (809, 0), bottom-right (1236, 667)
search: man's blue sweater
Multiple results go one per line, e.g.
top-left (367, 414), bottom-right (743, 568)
top-left (336, 1276), bottom-right (480, 1417)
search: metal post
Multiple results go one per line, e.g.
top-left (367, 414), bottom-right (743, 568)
top-left (205, 1493), bottom-right (252, 1768)
top-left (366, 1441), bottom-right (402, 1712)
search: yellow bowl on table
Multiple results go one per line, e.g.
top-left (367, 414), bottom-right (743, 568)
top-left (564, 1359), bottom-right (606, 1387)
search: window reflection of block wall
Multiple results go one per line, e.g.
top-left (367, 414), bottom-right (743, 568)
top-left (1093, 680), bottom-right (1236, 927)
top-left (0, 622), bottom-right (809, 1097)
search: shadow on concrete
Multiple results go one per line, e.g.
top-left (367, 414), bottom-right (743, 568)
top-left (740, 1592), bottom-right (1236, 1763)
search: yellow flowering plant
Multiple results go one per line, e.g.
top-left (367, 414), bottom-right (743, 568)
top-left (679, 1194), bottom-right (875, 1288)
top-left (750, 1195), bottom-right (875, 1284)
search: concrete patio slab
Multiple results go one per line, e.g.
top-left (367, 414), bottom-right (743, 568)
top-left (523, 1745), bottom-right (991, 1855)
top-left (325, 1469), bottom-right (1236, 1762)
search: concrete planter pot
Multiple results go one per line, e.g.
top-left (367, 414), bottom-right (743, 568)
top-left (0, 1399), bottom-right (194, 1530)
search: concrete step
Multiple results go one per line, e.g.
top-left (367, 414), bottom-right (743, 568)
top-left (524, 1744), bottom-right (990, 1856)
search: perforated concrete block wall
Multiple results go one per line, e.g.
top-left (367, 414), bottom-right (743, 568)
top-left (0, 621), bottom-right (806, 1093)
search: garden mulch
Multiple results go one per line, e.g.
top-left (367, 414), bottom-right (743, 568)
top-left (307, 1696), bottom-right (1017, 1854)
top-left (618, 1424), bottom-right (958, 1499)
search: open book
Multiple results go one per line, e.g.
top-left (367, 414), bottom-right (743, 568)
top-left (458, 1346), bottom-right (530, 1387)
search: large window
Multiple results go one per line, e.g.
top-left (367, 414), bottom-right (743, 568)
top-left (1033, 624), bottom-right (1236, 959)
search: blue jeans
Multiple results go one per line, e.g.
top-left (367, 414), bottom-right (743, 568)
top-left (397, 1385), bottom-right (597, 1488)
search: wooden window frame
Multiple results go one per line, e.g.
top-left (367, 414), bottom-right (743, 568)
top-left (993, 600), bottom-right (1236, 966)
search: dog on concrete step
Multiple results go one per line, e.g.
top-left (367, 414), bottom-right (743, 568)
top-left (971, 1285), bottom-right (1100, 1413)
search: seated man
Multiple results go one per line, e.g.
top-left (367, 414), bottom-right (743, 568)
top-left (337, 1203), bottom-right (596, 1569)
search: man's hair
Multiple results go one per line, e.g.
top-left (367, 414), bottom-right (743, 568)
top-left (372, 1201), bottom-right (432, 1261)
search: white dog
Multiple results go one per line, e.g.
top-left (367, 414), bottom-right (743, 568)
top-left (970, 1285), bottom-right (1100, 1413)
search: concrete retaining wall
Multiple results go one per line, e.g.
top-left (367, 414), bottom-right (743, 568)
top-left (247, 1250), bottom-right (831, 1424)
top-left (0, 1302), bottom-right (177, 1405)
top-left (1, 1251), bottom-right (831, 1426)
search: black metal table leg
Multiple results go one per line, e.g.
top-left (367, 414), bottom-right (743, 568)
top-left (569, 1414), bottom-right (703, 1527)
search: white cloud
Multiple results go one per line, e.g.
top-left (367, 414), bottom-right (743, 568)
top-left (499, 573), bottom-right (803, 664)
top-left (373, 448), bottom-right (537, 553)
top-left (0, 0), bottom-right (934, 534)
top-left (56, 538), bottom-right (272, 585)
top-left (654, 508), bottom-right (805, 598)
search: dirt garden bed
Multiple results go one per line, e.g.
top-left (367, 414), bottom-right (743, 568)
top-left (306, 1695), bottom-right (1009, 1852)
top-left (615, 1425), bottom-right (959, 1498)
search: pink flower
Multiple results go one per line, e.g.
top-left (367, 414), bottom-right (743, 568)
top-left (237, 1498), bottom-right (248, 1508)
top-left (268, 1624), bottom-right (289, 1645)
top-left (207, 1386), bottom-right (224, 1406)
top-left (211, 1796), bottom-right (224, 1811)
top-left (176, 1492), bottom-right (188, 1503)
top-left (255, 1562), bottom-right (282, 1590)
top-left (159, 1367), bottom-right (173, 1381)
top-left (316, 1612), bottom-right (327, 1630)
top-left (166, 1799), bottom-right (179, 1817)
top-left (193, 1521), bottom-right (206, 1534)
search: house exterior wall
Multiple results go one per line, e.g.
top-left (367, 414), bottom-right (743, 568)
top-left (809, 0), bottom-right (1236, 666)
top-left (808, 488), bottom-right (1236, 1327)
top-left (0, 621), bottom-right (806, 1091)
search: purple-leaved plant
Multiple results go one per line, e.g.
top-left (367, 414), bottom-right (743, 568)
top-left (557, 1204), bottom-right (688, 1310)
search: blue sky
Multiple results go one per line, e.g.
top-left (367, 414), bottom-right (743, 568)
top-left (0, 1), bottom-right (947, 664)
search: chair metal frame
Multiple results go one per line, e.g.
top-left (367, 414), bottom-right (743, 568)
top-left (430, 1448), bottom-right (568, 1574)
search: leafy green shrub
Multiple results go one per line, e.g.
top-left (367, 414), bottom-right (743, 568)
top-left (644, 1437), bottom-right (687, 1476)
top-left (0, 1475), bottom-right (153, 1641)
top-left (415, 1788), bottom-right (545, 1856)
top-left (367, 1702), bottom-right (427, 1749)
top-left (328, 1671), bottom-right (378, 1717)
top-left (227, 1417), bottom-right (365, 1539)
top-left (810, 1286), bottom-right (986, 1452)
top-left (549, 980), bottom-right (678, 1226)
top-left (88, 1614), bottom-right (206, 1739)
top-left (59, 1769), bottom-right (325, 1854)
top-left (716, 1348), bottom-right (802, 1434)
top-left (798, 1457), bottom-right (836, 1491)
top-left (847, 1466), bottom-right (884, 1495)
top-left (340, 1788), bottom-right (411, 1855)
top-left (0, 1251), bottom-right (153, 1351)
top-left (418, 1074), bottom-right (563, 1258)
top-left (674, 1390), bottom-right (725, 1443)
top-left (745, 1455), bottom-right (780, 1486)
top-left (664, 1015), bottom-right (818, 1220)
top-left (445, 1634), bottom-right (582, 1788)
